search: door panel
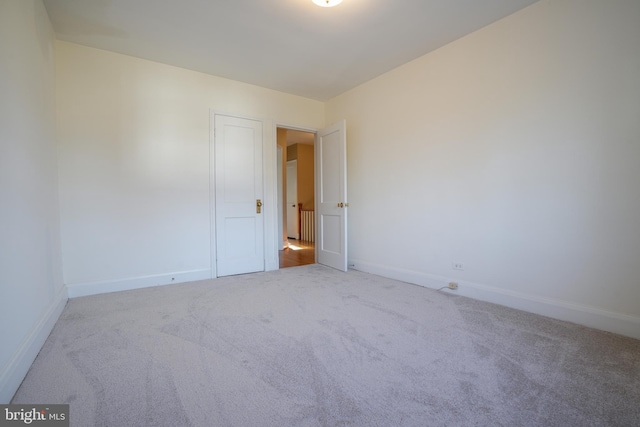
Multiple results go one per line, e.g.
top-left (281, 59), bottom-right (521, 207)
top-left (215, 115), bottom-right (264, 277)
top-left (224, 217), bottom-right (257, 257)
top-left (316, 120), bottom-right (347, 271)
top-left (320, 136), bottom-right (341, 202)
top-left (321, 215), bottom-right (341, 253)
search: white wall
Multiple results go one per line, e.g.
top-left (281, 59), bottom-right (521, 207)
top-left (56, 42), bottom-right (325, 296)
top-left (0, 0), bottom-right (67, 402)
top-left (326, 0), bottom-right (640, 338)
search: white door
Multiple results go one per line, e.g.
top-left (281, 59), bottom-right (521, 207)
top-left (214, 114), bottom-right (264, 277)
top-left (286, 160), bottom-right (299, 239)
top-left (316, 120), bottom-right (347, 271)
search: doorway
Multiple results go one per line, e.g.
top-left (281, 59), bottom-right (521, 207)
top-left (277, 127), bottom-right (316, 268)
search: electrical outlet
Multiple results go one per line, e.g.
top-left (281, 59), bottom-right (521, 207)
top-left (448, 282), bottom-right (459, 290)
top-left (452, 262), bottom-right (464, 271)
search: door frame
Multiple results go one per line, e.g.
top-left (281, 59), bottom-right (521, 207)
top-left (273, 123), bottom-right (319, 267)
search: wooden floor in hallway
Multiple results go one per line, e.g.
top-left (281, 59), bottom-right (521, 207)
top-left (279, 239), bottom-right (315, 268)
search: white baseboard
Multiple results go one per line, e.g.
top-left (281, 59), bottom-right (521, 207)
top-left (0, 285), bottom-right (68, 403)
top-left (350, 259), bottom-right (640, 340)
top-left (66, 269), bottom-right (213, 298)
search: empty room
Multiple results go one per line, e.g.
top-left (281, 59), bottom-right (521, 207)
top-left (1, 0), bottom-right (639, 425)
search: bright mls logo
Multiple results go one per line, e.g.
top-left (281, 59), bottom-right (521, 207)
top-left (0, 405), bottom-right (68, 427)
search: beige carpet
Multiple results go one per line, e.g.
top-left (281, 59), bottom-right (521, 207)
top-left (12, 265), bottom-right (640, 426)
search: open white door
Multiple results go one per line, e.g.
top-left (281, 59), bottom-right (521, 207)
top-left (316, 120), bottom-right (347, 271)
top-left (214, 114), bottom-right (264, 277)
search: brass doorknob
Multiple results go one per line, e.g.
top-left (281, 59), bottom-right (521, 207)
top-left (337, 202), bottom-right (344, 208)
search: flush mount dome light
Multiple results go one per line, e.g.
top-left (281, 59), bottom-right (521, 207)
top-left (312, 0), bottom-right (343, 7)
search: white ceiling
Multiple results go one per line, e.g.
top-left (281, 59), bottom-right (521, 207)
top-left (43, 0), bottom-right (539, 101)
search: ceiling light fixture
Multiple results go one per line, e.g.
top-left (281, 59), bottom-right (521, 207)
top-left (312, 0), bottom-right (343, 7)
